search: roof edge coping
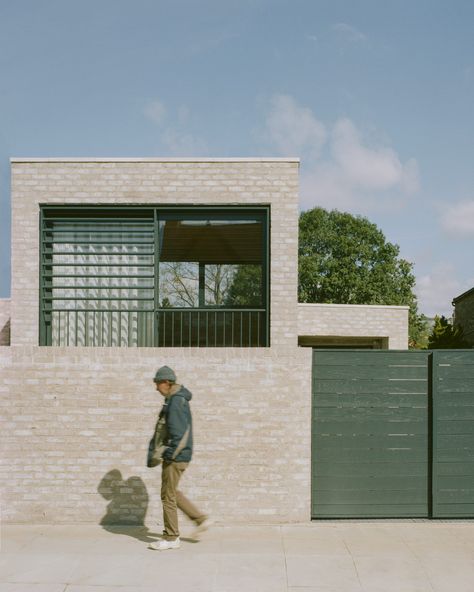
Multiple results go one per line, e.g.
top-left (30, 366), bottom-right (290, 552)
top-left (453, 286), bottom-right (474, 304)
top-left (10, 156), bottom-right (300, 164)
top-left (298, 303), bottom-right (410, 310)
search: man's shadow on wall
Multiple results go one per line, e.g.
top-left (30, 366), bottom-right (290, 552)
top-left (98, 469), bottom-right (160, 543)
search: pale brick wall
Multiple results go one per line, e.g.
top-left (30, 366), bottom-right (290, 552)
top-left (453, 289), bottom-right (474, 346)
top-left (297, 303), bottom-right (409, 349)
top-left (3, 158), bottom-right (312, 524)
top-left (0, 346), bottom-right (312, 524)
top-left (10, 158), bottom-right (299, 348)
top-left (4, 157), bottom-right (410, 524)
top-left (0, 299), bottom-right (10, 346)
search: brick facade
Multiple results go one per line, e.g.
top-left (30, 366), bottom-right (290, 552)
top-left (453, 288), bottom-right (474, 346)
top-left (1, 346), bottom-right (312, 524)
top-left (1, 157), bottom-right (408, 524)
top-left (2, 158), bottom-right (314, 524)
top-left (10, 158), bottom-right (299, 348)
top-left (298, 303), bottom-right (409, 349)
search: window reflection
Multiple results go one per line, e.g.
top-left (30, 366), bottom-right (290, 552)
top-left (158, 218), bottom-right (263, 308)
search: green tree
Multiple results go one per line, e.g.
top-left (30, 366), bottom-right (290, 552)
top-left (299, 207), bottom-right (424, 345)
top-left (427, 315), bottom-right (470, 349)
top-left (225, 265), bottom-right (262, 306)
top-left (409, 313), bottom-right (431, 349)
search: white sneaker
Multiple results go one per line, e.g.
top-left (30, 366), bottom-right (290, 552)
top-left (149, 537), bottom-right (180, 551)
top-left (191, 518), bottom-right (212, 540)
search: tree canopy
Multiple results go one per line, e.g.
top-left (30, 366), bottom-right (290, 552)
top-left (298, 207), bottom-right (425, 345)
top-left (224, 264), bottom-right (262, 307)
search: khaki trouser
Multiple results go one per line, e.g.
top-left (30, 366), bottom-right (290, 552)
top-left (161, 460), bottom-right (205, 540)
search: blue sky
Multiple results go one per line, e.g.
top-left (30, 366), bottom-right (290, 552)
top-left (1, 0), bottom-right (473, 316)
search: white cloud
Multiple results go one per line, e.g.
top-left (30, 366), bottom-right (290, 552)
top-left (143, 99), bottom-right (208, 156)
top-left (442, 200), bottom-right (474, 236)
top-left (161, 128), bottom-right (209, 156)
top-left (332, 22), bottom-right (368, 44)
top-left (263, 94), bottom-right (326, 160)
top-left (331, 118), bottom-right (419, 192)
top-left (144, 100), bottom-right (166, 125)
top-left (415, 263), bottom-right (464, 317)
top-left (300, 165), bottom-right (355, 210)
top-left (261, 94), bottom-right (420, 212)
top-left (400, 158), bottom-right (420, 194)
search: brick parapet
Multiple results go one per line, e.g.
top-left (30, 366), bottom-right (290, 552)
top-left (297, 303), bottom-right (409, 349)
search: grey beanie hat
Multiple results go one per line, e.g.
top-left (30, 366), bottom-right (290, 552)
top-left (154, 365), bottom-right (177, 383)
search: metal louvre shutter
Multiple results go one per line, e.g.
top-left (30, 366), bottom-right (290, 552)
top-left (312, 350), bottom-right (430, 518)
top-left (40, 210), bottom-right (155, 346)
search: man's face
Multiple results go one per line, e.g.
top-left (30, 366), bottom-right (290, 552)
top-left (155, 380), bottom-right (173, 397)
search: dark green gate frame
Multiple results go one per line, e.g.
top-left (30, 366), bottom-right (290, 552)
top-left (39, 205), bottom-right (270, 347)
top-left (312, 348), bottom-right (474, 519)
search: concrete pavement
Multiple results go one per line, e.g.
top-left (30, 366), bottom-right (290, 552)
top-left (1, 521), bottom-right (474, 591)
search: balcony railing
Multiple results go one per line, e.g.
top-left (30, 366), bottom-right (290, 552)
top-left (157, 308), bottom-right (266, 347)
top-left (48, 308), bottom-right (267, 347)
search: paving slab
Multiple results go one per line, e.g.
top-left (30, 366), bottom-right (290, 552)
top-left (285, 554), bottom-right (362, 591)
top-left (0, 585), bottom-right (66, 592)
top-left (1, 521), bottom-right (474, 591)
top-left (354, 555), bottom-right (434, 592)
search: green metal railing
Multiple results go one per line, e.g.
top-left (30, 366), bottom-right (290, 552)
top-left (157, 308), bottom-right (266, 347)
top-left (46, 308), bottom-right (266, 347)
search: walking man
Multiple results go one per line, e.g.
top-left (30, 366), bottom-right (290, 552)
top-left (149, 365), bottom-right (209, 550)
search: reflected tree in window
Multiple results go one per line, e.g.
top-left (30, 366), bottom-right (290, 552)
top-left (224, 264), bottom-right (262, 307)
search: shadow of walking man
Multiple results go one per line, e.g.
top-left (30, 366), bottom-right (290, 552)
top-left (98, 469), bottom-right (160, 543)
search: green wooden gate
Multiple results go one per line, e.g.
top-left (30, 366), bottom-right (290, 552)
top-left (312, 350), bottom-right (430, 518)
top-left (312, 349), bottom-right (474, 519)
top-left (433, 351), bottom-right (474, 517)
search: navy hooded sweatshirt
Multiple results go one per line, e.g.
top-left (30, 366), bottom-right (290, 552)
top-left (162, 385), bottom-right (193, 463)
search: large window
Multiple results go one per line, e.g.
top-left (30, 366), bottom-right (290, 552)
top-left (40, 207), bottom-right (269, 347)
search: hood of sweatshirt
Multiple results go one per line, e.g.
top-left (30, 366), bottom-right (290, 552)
top-left (172, 384), bottom-right (192, 402)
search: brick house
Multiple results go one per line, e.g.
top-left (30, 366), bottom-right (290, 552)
top-left (0, 158), bottom-right (408, 524)
top-left (453, 287), bottom-right (474, 346)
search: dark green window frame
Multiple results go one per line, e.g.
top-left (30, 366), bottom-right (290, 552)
top-left (39, 205), bottom-right (270, 347)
